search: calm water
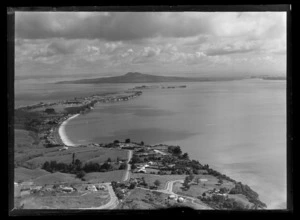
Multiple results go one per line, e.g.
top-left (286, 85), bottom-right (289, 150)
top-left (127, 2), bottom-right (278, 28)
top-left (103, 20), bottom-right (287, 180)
top-left (15, 79), bottom-right (287, 209)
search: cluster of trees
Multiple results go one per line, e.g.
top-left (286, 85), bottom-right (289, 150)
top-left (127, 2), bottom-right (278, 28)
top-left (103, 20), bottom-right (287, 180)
top-left (160, 156), bottom-right (203, 175)
top-left (111, 181), bottom-right (137, 200)
top-left (64, 100), bottom-right (97, 115)
top-left (182, 174), bottom-right (195, 190)
top-left (203, 167), bottom-right (236, 183)
top-left (201, 194), bottom-right (248, 210)
top-left (41, 157), bottom-right (126, 177)
top-left (14, 109), bottom-right (44, 133)
top-left (44, 108), bottom-right (56, 114)
top-left (167, 146), bottom-right (182, 156)
top-left (229, 182), bottom-right (267, 208)
top-left (129, 155), bottom-right (144, 165)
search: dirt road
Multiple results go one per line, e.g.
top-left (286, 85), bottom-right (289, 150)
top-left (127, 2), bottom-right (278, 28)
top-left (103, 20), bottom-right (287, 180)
top-left (122, 150), bottom-right (132, 182)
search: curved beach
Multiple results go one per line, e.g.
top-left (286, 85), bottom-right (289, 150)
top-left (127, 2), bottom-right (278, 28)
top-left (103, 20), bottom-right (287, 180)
top-left (58, 114), bottom-right (80, 147)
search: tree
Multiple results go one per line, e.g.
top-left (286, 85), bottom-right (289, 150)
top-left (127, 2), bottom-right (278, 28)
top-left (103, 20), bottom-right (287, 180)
top-left (168, 146), bottom-right (182, 156)
top-left (76, 170), bottom-right (86, 180)
top-left (181, 153), bottom-right (189, 160)
top-left (74, 159), bottom-right (82, 171)
top-left (128, 182), bottom-right (137, 189)
top-left (140, 141), bottom-right (144, 146)
top-left (154, 180), bottom-right (161, 187)
top-left (202, 192), bottom-right (206, 197)
top-left (114, 140), bottom-right (120, 144)
top-left (45, 108), bottom-right (55, 114)
top-left (42, 161), bottom-right (50, 171)
top-left (183, 176), bottom-right (190, 190)
top-left (107, 157), bottom-right (112, 163)
top-left (188, 173), bottom-right (194, 182)
top-left (119, 162), bottom-right (127, 170)
top-left (125, 138), bottom-right (131, 143)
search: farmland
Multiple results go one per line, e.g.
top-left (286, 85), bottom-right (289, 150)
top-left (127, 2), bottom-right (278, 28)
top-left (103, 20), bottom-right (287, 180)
top-left (130, 173), bottom-right (187, 190)
top-left (16, 189), bottom-right (110, 209)
top-left (15, 146), bottom-right (128, 169)
top-left (84, 170), bottom-right (126, 183)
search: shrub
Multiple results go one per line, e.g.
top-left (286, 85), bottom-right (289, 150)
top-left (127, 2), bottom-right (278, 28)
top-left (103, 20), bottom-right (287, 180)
top-left (154, 180), bottom-right (161, 187)
top-left (125, 138), bottom-right (131, 143)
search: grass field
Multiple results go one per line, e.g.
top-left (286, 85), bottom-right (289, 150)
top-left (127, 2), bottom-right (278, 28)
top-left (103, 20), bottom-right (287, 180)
top-left (14, 129), bottom-right (43, 150)
top-left (172, 174), bottom-right (235, 198)
top-left (84, 170), bottom-right (126, 183)
top-left (18, 146), bottom-right (128, 169)
top-left (14, 167), bottom-right (50, 183)
top-left (131, 173), bottom-right (187, 190)
top-left (118, 188), bottom-right (169, 209)
top-left (19, 190), bottom-right (110, 209)
top-left (33, 172), bottom-right (82, 185)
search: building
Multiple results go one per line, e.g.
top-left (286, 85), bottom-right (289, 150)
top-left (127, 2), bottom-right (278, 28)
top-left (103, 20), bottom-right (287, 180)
top-left (95, 184), bottom-right (106, 190)
top-left (177, 197), bottom-right (185, 203)
top-left (168, 194), bottom-right (177, 200)
top-left (59, 146), bottom-right (68, 151)
top-left (61, 187), bottom-right (74, 193)
top-left (86, 185), bottom-right (97, 192)
top-left (137, 168), bottom-right (146, 173)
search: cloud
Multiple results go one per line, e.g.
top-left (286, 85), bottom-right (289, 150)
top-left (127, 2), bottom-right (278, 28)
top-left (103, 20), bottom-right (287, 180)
top-left (14, 12), bottom-right (287, 77)
top-left (15, 12), bottom-right (212, 41)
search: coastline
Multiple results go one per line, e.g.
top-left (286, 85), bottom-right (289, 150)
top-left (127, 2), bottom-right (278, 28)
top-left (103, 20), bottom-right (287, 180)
top-left (58, 114), bottom-right (80, 147)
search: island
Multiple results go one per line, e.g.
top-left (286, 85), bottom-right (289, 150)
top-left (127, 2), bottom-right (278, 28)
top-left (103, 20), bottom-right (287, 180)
top-left (56, 72), bottom-right (246, 84)
top-left (13, 87), bottom-right (267, 210)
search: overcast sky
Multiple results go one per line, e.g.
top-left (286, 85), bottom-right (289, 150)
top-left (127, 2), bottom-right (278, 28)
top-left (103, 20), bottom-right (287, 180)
top-left (15, 11), bottom-right (287, 79)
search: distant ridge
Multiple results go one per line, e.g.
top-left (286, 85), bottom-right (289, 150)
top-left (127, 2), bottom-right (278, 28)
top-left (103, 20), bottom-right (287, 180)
top-left (56, 72), bottom-right (245, 84)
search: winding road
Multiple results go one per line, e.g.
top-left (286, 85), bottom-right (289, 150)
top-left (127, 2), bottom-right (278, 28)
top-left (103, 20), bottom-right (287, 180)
top-left (81, 183), bottom-right (119, 210)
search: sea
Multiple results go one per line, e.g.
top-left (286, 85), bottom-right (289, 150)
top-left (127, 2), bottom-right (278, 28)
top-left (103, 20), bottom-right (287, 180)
top-left (14, 78), bottom-right (287, 209)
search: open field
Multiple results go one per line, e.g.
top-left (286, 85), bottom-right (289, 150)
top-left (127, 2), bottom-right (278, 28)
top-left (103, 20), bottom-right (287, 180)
top-left (33, 172), bottom-right (82, 185)
top-left (17, 190), bottom-right (110, 209)
top-left (14, 129), bottom-right (43, 149)
top-left (14, 167), bottom-right (50, 183)
top-left (131, 173), bottom-right (187, 190)
top-left (118, 188), bottom-right (169, 209)
top-left (84, 170), bottom-right (126, 183)
top-left (172, 174), bottom-right (235, 198)
top-left (227, 194), bottom-right (254, 207)
top-left (16, 146), bottom-right (128, 169)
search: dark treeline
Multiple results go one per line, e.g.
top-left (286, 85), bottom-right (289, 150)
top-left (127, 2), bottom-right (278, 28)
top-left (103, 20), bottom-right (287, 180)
top-left (41, 159), bottom-right (127, 178)
top-left (64, 100), bottom-right (97, 115)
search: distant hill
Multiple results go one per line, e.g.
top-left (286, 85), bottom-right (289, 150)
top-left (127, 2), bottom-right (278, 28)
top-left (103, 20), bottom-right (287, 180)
top-left (250, 75), bottom-right (286, 80)
top-left (56, 72), bottom-right (245, 84)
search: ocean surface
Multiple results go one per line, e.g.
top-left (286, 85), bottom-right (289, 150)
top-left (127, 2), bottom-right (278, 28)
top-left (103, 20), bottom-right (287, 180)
top-left (15, 78), bottom-right (287, 209)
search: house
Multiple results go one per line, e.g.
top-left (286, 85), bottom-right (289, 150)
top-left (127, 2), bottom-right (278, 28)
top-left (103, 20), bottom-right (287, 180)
top-left (153, 149), bottom-right (167, 156)
top-left (95, 184), bottom-right (106, 190)
top-left (86, 185), bottom-right (97, 192)
top-left (59, 146), bottom-right (68, 151)
top-left (167, 164), bottom-right (176, 168)
top-left (61, 187), bottom-right (74, 193)
top-left (31, 186), bottom-right (42, 191)
top-left (168, 194), bottom-right (177, 200)
top-left (177, 197), bottom-right (185, 203)
top-left (137, 168), bottom-right (146, 173)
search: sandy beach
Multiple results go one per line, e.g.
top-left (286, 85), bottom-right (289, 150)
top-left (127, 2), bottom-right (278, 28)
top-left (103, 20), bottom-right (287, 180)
top-left (58, 114), bottom-right (80, 147)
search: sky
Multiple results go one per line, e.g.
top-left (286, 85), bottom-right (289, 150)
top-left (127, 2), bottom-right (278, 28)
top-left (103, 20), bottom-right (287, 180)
top-left (14, 11), bottom-right (287, 79)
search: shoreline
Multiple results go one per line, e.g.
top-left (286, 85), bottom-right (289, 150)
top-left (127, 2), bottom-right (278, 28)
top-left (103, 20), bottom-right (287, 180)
top-left (58, 114), bottom-right (80, 147)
